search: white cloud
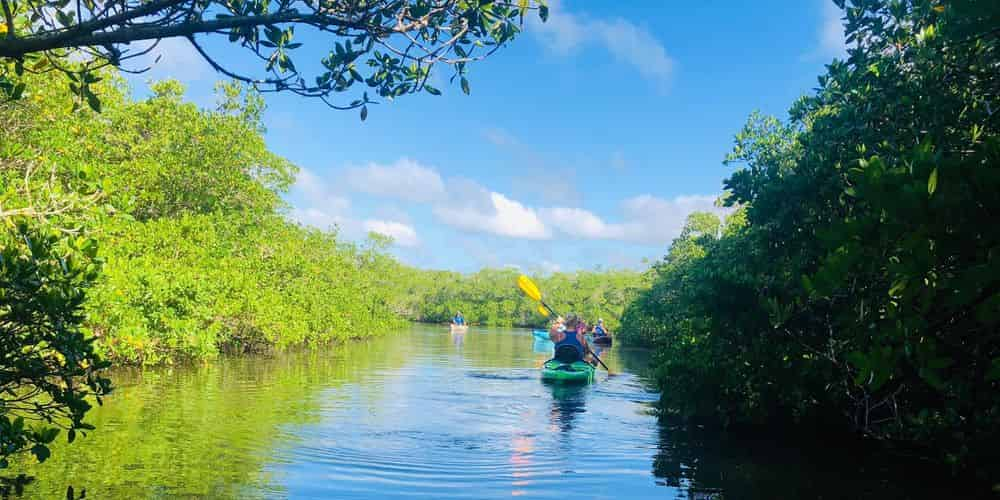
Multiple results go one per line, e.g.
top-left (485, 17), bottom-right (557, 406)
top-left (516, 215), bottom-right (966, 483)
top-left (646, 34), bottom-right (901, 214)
top-left (804, 1), bottom-right (848, 61)
top-left (531, 1), bottom-right (674, 85)
top-left (542, 207), bottom-right (613, 239)
top-left (289, 207), bottom-right (345, 232)
top-left (593, 18), bottom-right (674, 84)
top-left (288, 168), bottom-right (356, 234)
top-left (620, 194), bottom-right (725, 244)
top-left (363, 219), bottom-right (419, 247)
top-left (434, 190), bottom-right (551, 240)
top-left (542, 194), bottom-right (726, 245)
top-left (344, 158), bottom-right (445, 203)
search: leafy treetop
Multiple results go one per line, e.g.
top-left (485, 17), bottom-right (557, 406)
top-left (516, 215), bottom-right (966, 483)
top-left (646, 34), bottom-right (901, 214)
top-left (0, 0), bottom-right (548, 117)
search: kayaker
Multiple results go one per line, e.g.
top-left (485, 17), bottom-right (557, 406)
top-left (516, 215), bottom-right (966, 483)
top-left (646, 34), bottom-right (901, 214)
top-left (548, 314), bottom-right (593, 364)
top-left (452, 311), bottom-right (465, 326)
top-left (592, 319), bottom-right (610, 339)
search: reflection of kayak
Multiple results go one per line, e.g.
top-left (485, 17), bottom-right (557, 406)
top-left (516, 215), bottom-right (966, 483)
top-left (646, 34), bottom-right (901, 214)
top-left (532, 329), bottom-right (550, 340)
top-left (593, 336), bottom-right (612, 346)
top-left (532, 338), bottom-right (553, 354)
top-left (541, 359), bottom-right (595, 383)
top-left (450, 324), bottom-right (468, 334)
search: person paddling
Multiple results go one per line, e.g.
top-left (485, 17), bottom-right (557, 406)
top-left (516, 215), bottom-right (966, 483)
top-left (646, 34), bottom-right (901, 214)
top-left (548, 314), bottom-right (594, 366)
top-left (592, 318), bottom-right (610, 339)
top-left (452, 311), bottom-right (465, 326)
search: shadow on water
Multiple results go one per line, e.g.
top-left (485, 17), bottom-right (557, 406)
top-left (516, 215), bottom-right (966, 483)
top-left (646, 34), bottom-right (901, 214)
top-left (651, 424), bottom-right (974, 499)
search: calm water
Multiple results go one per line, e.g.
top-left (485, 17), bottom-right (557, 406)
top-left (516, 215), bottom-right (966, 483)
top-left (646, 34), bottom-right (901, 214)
top-left (7, 325), bottom-right (962, 498)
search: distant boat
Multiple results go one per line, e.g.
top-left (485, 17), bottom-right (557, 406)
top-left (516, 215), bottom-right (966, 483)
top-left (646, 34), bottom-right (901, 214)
top-left (450, 324), bottom-right (468, 334)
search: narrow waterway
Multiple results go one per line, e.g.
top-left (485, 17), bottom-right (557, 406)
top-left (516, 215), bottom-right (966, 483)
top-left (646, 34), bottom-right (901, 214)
top-left (8, 325), bottom-right (959, 498)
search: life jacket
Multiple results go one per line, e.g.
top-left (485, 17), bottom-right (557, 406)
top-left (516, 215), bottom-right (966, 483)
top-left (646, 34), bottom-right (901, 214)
top-left (594, 325), bottom-right (607, 337)
top-left (454, 316), bottom-right (464, 325)
top-left (554, 328), bottom-right (584, 362)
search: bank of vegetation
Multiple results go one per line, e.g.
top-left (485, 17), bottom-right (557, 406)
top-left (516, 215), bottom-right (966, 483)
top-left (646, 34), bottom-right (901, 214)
top-left (621, 0), bottom-right (999, 482)
top-left (2, 71), bottom-right (642, 472)
top-left (393, 267), bottom-right (645, 331)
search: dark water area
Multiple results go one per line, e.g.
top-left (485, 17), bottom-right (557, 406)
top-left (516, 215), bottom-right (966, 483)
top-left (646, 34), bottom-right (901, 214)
top-left (5, 325), bottom-right (975, 498)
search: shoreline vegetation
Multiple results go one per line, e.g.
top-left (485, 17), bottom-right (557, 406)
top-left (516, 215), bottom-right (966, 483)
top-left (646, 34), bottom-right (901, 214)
top-left (2, 0), bottom-right (997, 491)
top-left (1, 73), bottom-right (646, 362)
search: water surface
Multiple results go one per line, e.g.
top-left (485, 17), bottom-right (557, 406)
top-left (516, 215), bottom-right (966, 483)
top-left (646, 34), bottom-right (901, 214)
top-left (8, 325), bottom-right (961, 498)
top-left (10, 326), bottom-right (668, 498)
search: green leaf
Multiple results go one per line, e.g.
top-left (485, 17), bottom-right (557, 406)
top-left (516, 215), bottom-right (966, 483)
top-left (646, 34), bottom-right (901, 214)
top-left (360, 105), bottom-right (368, 121)
top-left (460, 77), bottom-right (470, 95)
top-left (424, 85), bottom-right (442, 96)
top-left (927, 168), bottom-right (937, 196)
top-left (84, 89), bottom-right (101, 112)
top-left (539, 4), bottom-right (549, 21)
top-left (31, 444), bottom-right (51, 463)
top-left (987, 358), bottom-right (1000, 381)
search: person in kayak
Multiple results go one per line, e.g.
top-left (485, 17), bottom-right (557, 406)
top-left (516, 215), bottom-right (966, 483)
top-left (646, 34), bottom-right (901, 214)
top-left (592, 318), bottom-right (610, 339)
top-left (452, 311), bottom-right (465, 326)
top-left (548, 314), bottom-right (593, 364)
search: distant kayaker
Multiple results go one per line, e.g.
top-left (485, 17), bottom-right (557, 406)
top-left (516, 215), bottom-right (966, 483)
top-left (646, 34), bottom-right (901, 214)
top-left (452, 311), bottom-right (465, 326)
top-left (548, 314), bottom-right (593, 365)
top-left (592, 319), bottom-right (609, 339)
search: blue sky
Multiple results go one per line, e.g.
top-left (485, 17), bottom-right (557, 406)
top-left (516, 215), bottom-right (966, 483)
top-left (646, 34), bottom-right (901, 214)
top-left (129, 1), bottom-right (847, 273)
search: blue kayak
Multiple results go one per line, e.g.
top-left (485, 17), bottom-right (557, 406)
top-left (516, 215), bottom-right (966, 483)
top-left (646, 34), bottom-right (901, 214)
top-left (533, 329), bottom-right (550, 340)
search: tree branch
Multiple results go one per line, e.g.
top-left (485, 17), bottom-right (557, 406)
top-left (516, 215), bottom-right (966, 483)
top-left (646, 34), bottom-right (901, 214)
top-left (0, 9), bottom-right (378, 57)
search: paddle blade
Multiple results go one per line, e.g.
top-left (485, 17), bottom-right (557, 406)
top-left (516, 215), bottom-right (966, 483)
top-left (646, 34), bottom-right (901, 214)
top-left (537, 304), bottom-right (550, 317)
top-left (517, 275), bottom-right (542, 302)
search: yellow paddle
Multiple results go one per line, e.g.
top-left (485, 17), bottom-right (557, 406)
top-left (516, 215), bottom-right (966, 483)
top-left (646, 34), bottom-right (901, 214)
top-left (536, 304), bottom-right (550, 317)
top-left (517, 275), bottom-right (611, 373)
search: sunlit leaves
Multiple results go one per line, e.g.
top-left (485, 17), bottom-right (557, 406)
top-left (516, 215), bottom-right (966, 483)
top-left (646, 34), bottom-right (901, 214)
top-left (0, 0), bottom-right (549, 117)
top-left (626, 0), bottom-right (1000, 476)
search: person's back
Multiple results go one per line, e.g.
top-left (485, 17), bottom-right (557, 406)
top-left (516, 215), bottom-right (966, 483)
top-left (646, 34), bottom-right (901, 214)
top-left (453, 312), bottom-right (465, 326)
top-left (593, 319), bottom-right (608, 338)
top-left (549, 315), bottom-right (588, 363)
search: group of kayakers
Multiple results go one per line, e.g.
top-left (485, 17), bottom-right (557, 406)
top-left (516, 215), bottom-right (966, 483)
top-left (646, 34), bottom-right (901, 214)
top-left (449, 310), bottom-right (611, 366)
top-left (546, 314), bottom-right (611, 366)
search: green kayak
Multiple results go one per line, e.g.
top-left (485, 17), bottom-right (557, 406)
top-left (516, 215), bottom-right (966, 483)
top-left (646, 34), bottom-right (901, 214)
top-left (541, 359), bottom-right (595, 383)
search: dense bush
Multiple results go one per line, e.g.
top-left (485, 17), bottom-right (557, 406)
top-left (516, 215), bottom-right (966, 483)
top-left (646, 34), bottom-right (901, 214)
top-left (623, 0), bottom-right (1000, 479)
top-left (2, 73), bottom-right (404, 368)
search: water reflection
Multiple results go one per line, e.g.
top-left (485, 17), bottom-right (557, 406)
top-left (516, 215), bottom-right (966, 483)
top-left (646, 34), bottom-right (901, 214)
top-left (17, 325), bottom-right (947, 499)
top-left (531, 337), bottom-right (552, 354)
top-left (651, 424), bottom-right (964, 499)
top-left (545, 383), bottom-right (588, 440)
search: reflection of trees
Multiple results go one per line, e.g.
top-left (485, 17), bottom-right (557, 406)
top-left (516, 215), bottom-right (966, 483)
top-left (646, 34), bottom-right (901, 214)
top-left (652, 425), bottom-right (961, 500)
top-left (7, 334), bottom-right (411, 498)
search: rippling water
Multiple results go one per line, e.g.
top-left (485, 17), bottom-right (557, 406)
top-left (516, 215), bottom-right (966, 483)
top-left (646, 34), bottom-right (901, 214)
top-left (7, 326), bottom-right (670, 498)
top-left (266, 332), bottom-right (661, 498)
top-left (6, 325), bottom-right (961, 499)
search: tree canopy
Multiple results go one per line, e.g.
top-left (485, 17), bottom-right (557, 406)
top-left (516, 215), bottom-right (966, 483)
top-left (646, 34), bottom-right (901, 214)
top-left (623, 0), bottom-right (1000, 481)
top-left (0, 0), bottom-right (547, 115)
